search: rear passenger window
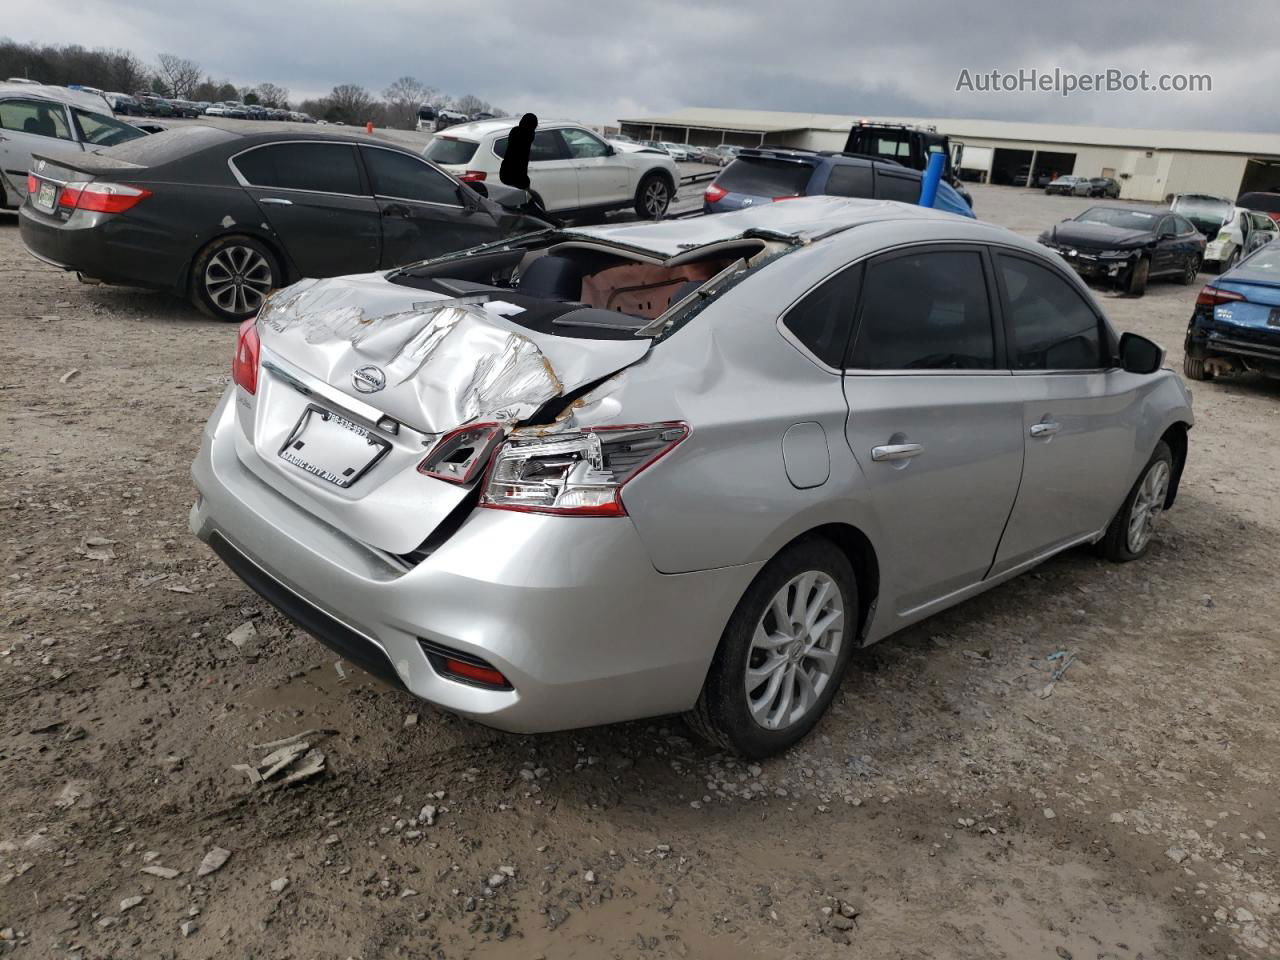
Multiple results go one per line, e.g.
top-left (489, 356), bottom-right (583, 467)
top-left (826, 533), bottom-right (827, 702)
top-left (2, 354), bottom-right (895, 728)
top-left (493, 130), bottom-right (567, 162)
top-left (875, 171), bottom-right (922, 204)
top-left (998, 254), bottom-right (1104, 370)
top-left (234, 143), bottom-right (362, 194)
top-left (362, 147), bottom-right (459, 204)
top-left (782, 264), bottom-right (862, 367)
top-left (851, 250), bottom-right (995, 370)
top-left (0, 98), bottom-right (73, 140)
top-left (823, 164), bottom-right (873, 199)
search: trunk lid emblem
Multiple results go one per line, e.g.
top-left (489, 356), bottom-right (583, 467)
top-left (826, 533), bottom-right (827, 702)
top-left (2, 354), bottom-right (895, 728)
top-left (352, 365), bottom-right (386, 393)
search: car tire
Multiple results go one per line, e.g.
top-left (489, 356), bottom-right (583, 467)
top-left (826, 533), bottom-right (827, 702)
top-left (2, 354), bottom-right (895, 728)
top-left (685, 537), bottom-right (858, 759)
top-left (1178, 254), bottom-right (1201, 284)
top-left (635, 172), bottom-right (672, 220)
top-left (1183, 352), bottom-right (1213, 381)
top-left (1097, 441), bottom-right (1174, 563)
top-left (1125, 256), bottom-right (1149, 297)
top-left (1222, 249), bottom-right (1240, 274)
top-left (191, 235), bottom-right (281, 322)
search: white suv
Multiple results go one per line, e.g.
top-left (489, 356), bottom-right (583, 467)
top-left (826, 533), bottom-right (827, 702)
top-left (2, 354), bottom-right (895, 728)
top-left (423, 119), bottom-right (678, 220)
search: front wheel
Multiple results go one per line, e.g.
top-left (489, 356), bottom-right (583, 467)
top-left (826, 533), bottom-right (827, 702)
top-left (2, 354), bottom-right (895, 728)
top-left (634, 173), bottom-right (672, 220)
top-left (191, 235), bottom-right (280, 322)
top-left (685, 538), bottom-right (857, 758)
top-left (1125, 256), bottom-right (1149, 297)
top-left (1098, 441), bottom-right (1173, 562)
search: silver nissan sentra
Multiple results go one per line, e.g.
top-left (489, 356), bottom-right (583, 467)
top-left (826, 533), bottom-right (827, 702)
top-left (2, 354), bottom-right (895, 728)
top-left (190, 196), bottom-right (1193, 758)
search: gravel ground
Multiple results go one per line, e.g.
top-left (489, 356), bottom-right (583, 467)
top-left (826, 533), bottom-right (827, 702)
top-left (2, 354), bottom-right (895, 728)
top-left (2, 183), bottom-right (1279, 960)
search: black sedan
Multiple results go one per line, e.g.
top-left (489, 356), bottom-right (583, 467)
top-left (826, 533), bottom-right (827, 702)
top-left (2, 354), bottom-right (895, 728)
top-left (1038, 206), bottom-right (1205, 296)
top-left (19, 126), bottom-right (545, 321)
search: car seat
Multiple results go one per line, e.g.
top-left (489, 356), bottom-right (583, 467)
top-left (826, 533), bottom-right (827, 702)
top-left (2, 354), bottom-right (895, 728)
top-left (517, 256), bottom-right (584, 301)
top-left (23, 113), bottom-right (57, 137)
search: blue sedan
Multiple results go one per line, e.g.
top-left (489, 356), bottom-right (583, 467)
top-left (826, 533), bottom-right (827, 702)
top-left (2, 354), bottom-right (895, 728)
top-left (1184, 241), bottom-right (1280, 381)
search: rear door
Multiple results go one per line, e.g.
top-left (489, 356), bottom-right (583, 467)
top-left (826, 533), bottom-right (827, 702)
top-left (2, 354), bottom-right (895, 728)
top-left (988, 250), bottom-right (1140, 573)
top-left (1152, 215), bottom-right (1182, 275)
top-left (0, 97), bottom-right (81, 201)
top-left (359, 145), bottom-right (502, 268)
top-left (841, 245), bottom-right (1024, 613)
top-left (559, 127), bottom-right (628, 207)
top-left (495, 129), bottom-right (578, 212)
top-left (231, 141), bottom-right (380, 278)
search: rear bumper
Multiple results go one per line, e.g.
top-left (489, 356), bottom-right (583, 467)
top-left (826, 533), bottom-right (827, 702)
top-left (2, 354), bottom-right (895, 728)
top-left (1187, 313), bottom-right (1280, 363)
top-left (19, 204), bottom-right (185, 292)
top-left (190, 388), bottom-right (758, 733)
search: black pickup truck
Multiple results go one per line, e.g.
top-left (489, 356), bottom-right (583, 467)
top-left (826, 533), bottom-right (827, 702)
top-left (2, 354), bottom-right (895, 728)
top-left (843, 121), bottom-right (972, 209)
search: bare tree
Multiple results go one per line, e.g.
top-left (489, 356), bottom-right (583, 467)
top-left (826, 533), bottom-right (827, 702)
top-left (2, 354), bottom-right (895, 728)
top-left (255, 83), bottom-right (290, 109)
top-left (156, 53), bottom-right (202, 99)
top-left (383, 76), bottom-right (435, 129)
top-left (452, 94), bottom-right (489, 117)
top-left (327, 84), bottom-right (375, 125)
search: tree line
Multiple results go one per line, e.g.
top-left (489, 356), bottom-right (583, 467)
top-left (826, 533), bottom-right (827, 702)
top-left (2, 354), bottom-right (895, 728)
top-left (0, 39), bottom-right (503, 127)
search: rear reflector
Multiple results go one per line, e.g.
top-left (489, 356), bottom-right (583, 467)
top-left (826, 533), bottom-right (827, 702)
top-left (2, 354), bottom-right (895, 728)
top-left (459, 170), bottom-right (487, 182)
top-left (442, 658), bottom-right (510, 688)
top-left (418, 638), bottom-right (512, 690)
top-left (1196, 285), bottom-right (1245, 307)
top-left (231, 318), bottom-right (260, 394)
top-left (704, 183), bottom-right (727, 203)
top-left (58, 181), bottom-right (151, 214)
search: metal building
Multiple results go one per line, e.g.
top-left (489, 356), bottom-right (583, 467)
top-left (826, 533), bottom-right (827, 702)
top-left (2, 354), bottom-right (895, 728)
top-left (617, 107), bottom-right (1280, 202)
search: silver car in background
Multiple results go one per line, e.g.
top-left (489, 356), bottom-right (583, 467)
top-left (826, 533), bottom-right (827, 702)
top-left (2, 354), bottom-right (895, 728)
top-left (190, 197), bottom-right (1193, 757)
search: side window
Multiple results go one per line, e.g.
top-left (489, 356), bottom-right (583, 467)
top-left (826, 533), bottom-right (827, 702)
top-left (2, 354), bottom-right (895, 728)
top-left (1156, 217), bottom-right (1177, 237)
top-left (72, 109), bottom-right (145, 147)
top-left (561, 128), bottom-right (610, 159)
top-left (361, 147), bottom-right (459, 205)
top-left (0, 99), bottom-right (73, 140)
top-left (851, 250), bottom-right (995, 370)
top-left (823, 164), bottom-right (873, 199)
top-left (998, 254), bottom-right (1104, 370)
top-left (874, 170), bottom-right (922, 204)
top-left (781, 264), bottom-right (862, 368)
top-left (234, 143), bottom-right (362, 195)
top-left (493, 131), bottom-right (567, 161)
top-left (1175, 216), bottom-right (1197, 235)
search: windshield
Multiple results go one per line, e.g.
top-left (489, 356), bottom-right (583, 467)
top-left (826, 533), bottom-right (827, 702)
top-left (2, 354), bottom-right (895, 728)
top-left (716, 157), bottom-right (814, 198)
top-left (1173, 196), bottom-right (1231, 227)
top-left (1241, 244), bottom-right (1280, 272)
top-left (1075, 207), bottom-right (1159, 231)
top-left (423, 136), bottom-right (479, 165)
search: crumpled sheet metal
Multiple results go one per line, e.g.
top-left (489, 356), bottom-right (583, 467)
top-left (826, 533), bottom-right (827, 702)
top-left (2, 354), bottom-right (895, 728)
top-left (258, 278), bottom-right (570, 432)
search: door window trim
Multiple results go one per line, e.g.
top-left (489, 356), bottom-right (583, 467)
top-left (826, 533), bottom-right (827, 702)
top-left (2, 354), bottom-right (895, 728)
top-left (227, 140), bottom-right (370, 198)
top-left (844, 241), bottom-right (1009, 376)
top-left (990, 245), bottom-right (1116, 374)
top-left (357, 143), bottom-right (464, 209)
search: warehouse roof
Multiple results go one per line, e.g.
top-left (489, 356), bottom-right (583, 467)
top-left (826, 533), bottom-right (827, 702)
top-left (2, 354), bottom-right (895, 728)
top-left (617, 107), bottom-right (1280, 156)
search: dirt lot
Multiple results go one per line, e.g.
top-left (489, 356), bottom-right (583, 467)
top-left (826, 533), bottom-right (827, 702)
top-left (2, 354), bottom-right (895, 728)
top-left (2, 184), bottom-right (1278, 960)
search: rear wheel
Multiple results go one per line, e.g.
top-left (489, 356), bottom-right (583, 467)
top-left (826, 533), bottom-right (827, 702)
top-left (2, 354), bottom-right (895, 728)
top-left (686, 538), bottom-right (857, 758)
top-left (1178, 254), bottom-right (1201, 284)
top-left (1183, 352), bottom-right (1213, 381)
top-left (635, 172), bottom-right (672, 220)
top-left (1125, 256), bottom-right (1149, 297)
top-left (1098, 441), bottom-right (1173, 562)
top-left (191, 235), bottom-right (280, 322)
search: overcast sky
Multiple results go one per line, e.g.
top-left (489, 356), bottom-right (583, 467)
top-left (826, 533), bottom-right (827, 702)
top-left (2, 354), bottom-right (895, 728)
top-left (8, 0), bottom-right (1278, 132)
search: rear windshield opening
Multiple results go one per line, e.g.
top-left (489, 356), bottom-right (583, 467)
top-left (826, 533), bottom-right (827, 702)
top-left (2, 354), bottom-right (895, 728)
top-left (423, 137), bottom-right (479, 165)
top-left (717, 157), bottom-right (814, 198)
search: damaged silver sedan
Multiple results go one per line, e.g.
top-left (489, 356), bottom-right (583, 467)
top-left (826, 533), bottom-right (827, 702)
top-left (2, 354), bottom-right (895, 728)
top-left (191, 196), bottom-right (1193, 757)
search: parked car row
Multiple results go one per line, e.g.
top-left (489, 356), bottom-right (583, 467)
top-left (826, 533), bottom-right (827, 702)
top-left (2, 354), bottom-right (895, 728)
top-left (107, 92), bottom-right (314, 123)
top-left (1045, 175), bottom-right (1120, 198)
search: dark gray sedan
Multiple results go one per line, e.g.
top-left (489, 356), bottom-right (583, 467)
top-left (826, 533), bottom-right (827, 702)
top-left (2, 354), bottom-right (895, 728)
top-left (19, 125), bottom-right (545, 321)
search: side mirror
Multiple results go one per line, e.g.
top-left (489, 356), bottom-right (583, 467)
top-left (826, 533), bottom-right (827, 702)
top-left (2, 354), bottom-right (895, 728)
top-left (1119, 332), bottom-right (1164, 374)
top-left (604, 144), bottom-right (615, 157)
top-left (462, 180), bottom-right (488, 200)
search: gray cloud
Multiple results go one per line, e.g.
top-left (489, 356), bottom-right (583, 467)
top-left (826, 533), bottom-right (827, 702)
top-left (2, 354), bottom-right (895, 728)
top-left (7, 0), bottom-right (1275, 131)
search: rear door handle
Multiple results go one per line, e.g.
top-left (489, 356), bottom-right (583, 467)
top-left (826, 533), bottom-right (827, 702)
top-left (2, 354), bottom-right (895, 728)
top-left (259, 197), bottom-right (292, 206)
top-left (871, 443), bottom-right (924, 462)
top-left (1030, 421), bottom-right (1060, 438)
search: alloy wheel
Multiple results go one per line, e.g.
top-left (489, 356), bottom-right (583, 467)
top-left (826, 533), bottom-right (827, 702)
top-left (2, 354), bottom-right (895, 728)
top-left (205, 245), bottom-right (273, 317)
top-left (643, 180), bottom-right (670, 218)
top-left (744, 571), bottom-right (845, 730)
top-left (1184, 256), bottom-right (1200, 283)
top-left (1127, 460), bottom-right (1170, 554)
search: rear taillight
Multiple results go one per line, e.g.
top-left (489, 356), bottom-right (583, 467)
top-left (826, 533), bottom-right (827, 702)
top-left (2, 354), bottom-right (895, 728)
top-left (418, 423), bottom-right (503, 484)
top-left (480, 422), bottom-right (688, 517)
top-left (704, 183), bottom-right (727, 204)
top-left (58, 181), bottom-right (151, 214)
top-left (1196, 285), bottom-right (1245, 307)
top-left (231, 318), bottom-right (260, 394)
top-left (459, 170), bottom-right (487, 182)
top-left (27, 173), bottom-right (37, 194)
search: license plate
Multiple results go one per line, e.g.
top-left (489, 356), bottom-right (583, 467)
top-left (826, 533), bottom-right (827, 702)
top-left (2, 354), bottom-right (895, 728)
top-left (278, 406), bottom-right (390, 488)
top-left (33, 180), bottom-right (56, 213)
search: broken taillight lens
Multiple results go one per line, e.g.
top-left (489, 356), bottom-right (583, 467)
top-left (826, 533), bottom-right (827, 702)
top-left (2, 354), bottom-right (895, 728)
top-left (459, 170), bottom-right (487, 182)
top-left (418, 423), bottom-right (503, 484)
top-left (57, 181), bottom-right (151, 214)
top-left (231, 318), bottom-right (260, 394)
top-left (704, 183), bottom-right (727, 203)
top-left (1196, 285), bottom-right (1245, 307)
top-left (480, 423), bottom-right (689, 517)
